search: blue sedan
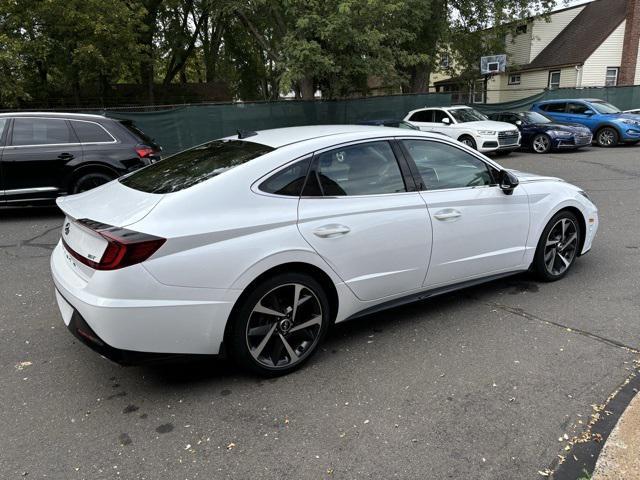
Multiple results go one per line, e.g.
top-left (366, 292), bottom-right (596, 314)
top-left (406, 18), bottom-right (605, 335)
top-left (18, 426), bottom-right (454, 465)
top-left (531, 98), bottom-right (640, 147)
top-left (489, 111), bottom-right (593, 154)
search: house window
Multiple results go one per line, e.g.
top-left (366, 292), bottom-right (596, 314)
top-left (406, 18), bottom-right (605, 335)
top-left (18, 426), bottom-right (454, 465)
top-left (508, 74), bottom-right (521, 85)
top-left (605, 67), bottom-right (619, 86)
top-left (515, 24), bottom-right (528, 34)
top-left (548, 70), bottom-right (561, 89)
top-left (472, 80), bottom-right (484, 104)
top-left (440, 54), bottom-right (450, 69)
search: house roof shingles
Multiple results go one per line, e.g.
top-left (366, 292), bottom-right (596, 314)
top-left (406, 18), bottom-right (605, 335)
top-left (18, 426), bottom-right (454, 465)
top-left (521, 0), bottom-right (627, 71)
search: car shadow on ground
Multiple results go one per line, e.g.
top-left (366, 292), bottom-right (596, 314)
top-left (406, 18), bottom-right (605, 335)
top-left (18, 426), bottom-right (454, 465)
top-left (140, 272), bottom-right (540, 386)
top-left (0, 205), bottom-right (63, 219)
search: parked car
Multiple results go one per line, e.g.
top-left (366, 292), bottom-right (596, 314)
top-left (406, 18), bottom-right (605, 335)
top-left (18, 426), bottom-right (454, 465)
top-left (357, 119), bottom-right (420, 130)
top-left (51, 125), bottom-right (598, 375)
top-left (531, 99), bottom-right (640, 147)
top-left (0, 112), bottom-right (161, 205)
top-left (488, 111), bottom-right (593, 153)
top-left (403, 105), bottom-right (521, 154)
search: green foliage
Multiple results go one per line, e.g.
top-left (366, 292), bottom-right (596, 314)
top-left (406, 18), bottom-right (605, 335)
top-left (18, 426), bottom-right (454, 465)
top-left (0, 0), bottom-right (557, 106)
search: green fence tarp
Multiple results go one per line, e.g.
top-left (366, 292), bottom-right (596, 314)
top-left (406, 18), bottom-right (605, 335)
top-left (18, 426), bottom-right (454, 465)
top-left (105, 86), bottom-right (640, 155)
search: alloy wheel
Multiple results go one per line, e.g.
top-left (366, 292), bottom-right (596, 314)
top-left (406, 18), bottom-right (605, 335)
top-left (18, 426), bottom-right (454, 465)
top-left (533, 134), bottom-right (550, 153)
top-left (543, 218), bottom-right (578, 276)
top-left (598, 129), bottom-right (616, 147)
top-left (246, 283), bottom-right (323, 369)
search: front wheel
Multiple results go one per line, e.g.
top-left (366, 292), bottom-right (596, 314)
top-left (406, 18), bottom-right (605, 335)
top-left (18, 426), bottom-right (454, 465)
top-left (596, 127), bottom-right (619, 147)
top-left (458, 135), bottom-right (477, 150)
top-left (531, 211), bottom-right (581, 282)
top-left (532, 133), bottom-right (552, 154)
top-left (229, 273), bottom-right (331, 376)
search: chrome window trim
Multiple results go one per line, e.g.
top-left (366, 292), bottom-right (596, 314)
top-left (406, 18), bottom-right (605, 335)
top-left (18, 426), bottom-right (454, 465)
top-left (6, 117), bottom-right (117, 148)
top-left (1, 186), bottom-right (59, 196)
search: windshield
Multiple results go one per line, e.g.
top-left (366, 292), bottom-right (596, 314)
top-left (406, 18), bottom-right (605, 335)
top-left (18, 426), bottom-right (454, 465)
top-left (448, 108), bottom-right (488, 123)
top-left (120, 139), bottom-right (274, 193)
top-left (518, 111), bottom-right (552, 124)
top-left (590, 101), bottom-right (621, 114)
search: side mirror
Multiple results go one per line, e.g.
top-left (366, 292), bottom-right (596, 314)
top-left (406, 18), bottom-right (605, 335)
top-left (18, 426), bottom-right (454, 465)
top-left (515, 120), bottom-right (523, 126)
top-left (583, 109), bottom-right (594, 116)
top-left (499, 170), bottom-right (519, 195)
top-left (442, 117), bottom-right (451, 125)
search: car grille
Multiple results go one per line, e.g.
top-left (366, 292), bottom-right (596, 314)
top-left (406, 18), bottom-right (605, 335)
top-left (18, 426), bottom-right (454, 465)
top-left (498, 130), bottom-right (520, 146)
top-left (575, 134), bottom-right (592, 145)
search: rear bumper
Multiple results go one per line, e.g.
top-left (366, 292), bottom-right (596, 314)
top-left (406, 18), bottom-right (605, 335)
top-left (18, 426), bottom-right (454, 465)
top-left (50, 242), bottom-right (240, 358)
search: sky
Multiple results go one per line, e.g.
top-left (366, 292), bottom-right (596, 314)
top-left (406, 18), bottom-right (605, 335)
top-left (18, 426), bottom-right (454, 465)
top-left (554, 0), bottom-right (593, 10)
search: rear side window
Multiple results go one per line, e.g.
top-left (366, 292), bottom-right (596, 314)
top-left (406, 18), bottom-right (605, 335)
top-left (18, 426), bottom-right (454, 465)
top-left (120, 140), bottom-right (274, 194)
top-left (12, 118), bottom-right (73, 146)
top-left (409, 110), bottom-right (433, 122)
top-left (306, 141), bottom-right (406, 196)
top-left (259, 158), bottom-right (310, 196)
top-left (70, 121), bottom-right (114, 143)
top-left (0, 118), bottom-right (8, 145)
top-left (540, 102), bottom-right (566, 113)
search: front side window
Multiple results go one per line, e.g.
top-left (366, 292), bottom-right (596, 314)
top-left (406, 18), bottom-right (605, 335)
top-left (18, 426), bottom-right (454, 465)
top-left (259, 158), bottom-right (310, 196)
top-left (448, 107), bottom-right (488, 123)
top-left (548, 70), bottom-right (561, 89)
top-left (605, 67), bottom-right (619, 87)
top-left (433, 110), bottom-right (451, 123)
top-left (306, 141), bottom-right (406, 196)
top-left (120, 140), bottom-right (274, 193)
top-left (71, 121), bottom-right (114, 143)
top-left (11, 118), bottom-right (73, 146)
top-left (402, 139), bottom-right (494, 190)
top-left (567, 102), bottom-right (591, 115)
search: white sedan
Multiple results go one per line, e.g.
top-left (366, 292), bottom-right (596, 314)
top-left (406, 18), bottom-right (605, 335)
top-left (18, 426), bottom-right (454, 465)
top-left (51, 126), bottom-right (598, 375)
top-left (404, 105), bottom-right (521, 154)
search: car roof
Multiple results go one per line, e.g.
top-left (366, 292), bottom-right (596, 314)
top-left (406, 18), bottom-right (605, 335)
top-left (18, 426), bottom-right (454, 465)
top-left (0, 111), bottom-right (108, 120)
top-left (227, 124), bottom-right (429, 148)
top-left (406, 105), bottom-right (471, 115)
top-left (537, 98), bottom-right (604, 104)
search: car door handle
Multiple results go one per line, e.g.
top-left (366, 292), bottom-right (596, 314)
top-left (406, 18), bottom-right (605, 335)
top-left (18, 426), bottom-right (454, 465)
top-left (313, 224), bottom-right (351, 238)
top-left (58, 153), bottom-right (74, 160)
top-left (434, 209), bottom-right (462, 221)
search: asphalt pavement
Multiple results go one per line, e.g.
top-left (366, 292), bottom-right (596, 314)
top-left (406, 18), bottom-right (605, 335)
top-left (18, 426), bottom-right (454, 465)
top-left (1, 145), bottom-right (639, 480)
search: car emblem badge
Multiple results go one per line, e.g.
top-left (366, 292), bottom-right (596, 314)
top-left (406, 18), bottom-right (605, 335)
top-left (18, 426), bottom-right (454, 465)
top-left (64, 223), bottom-right (70, 235)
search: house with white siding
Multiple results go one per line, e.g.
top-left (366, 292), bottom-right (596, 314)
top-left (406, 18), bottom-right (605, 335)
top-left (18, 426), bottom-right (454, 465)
top-left (434, 0), bottom-right (640, 103)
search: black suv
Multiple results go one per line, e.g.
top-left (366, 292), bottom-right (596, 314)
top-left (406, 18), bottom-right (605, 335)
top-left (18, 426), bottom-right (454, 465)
top-left (0, 112), bottom-right (161, 204)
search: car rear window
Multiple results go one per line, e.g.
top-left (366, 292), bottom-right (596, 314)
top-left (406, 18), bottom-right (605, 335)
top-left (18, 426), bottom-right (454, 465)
top-left (119, 120), bottom-right (157, 146)
top-left (120, 139), bottom-right (274, 193)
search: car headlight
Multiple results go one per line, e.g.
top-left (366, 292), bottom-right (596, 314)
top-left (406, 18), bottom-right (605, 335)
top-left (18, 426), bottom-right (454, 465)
top-left (578, 190), bottom-right (592, 202)
top-left (622, 119), bottom-right (640, 126)
top-left (549, 130), bottom-right (572, 137)
top-left (478, 130), bottom-right (496, 135)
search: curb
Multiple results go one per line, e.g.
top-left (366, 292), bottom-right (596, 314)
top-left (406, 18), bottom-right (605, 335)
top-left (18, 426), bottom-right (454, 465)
top-left (592, 390), bottom-right (640, 480)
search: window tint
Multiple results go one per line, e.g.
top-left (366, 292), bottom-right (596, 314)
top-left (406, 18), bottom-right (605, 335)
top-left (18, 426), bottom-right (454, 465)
top-left (409, 110), bottom-right (433, 122)
top-left (402, 140), bottom-right (494, 190)
top-left (0, 119), bottom-right (8, 144)
top-left (259, 158), bottom-right (310, 196)
top-left (12, 118), bottom-right (72, 146)
top-left (541, 102), bottom-right (566, 113)
top-left (567, 103), bottom-right (590, 115)
top-left (308, 141), bottom-right (406, 196)
top-left (120, 140), bottom-right (274, 193)
top-left (433, 110), bottom-right (450, 123)
top-left (71, 121), bottom-right (114, 143)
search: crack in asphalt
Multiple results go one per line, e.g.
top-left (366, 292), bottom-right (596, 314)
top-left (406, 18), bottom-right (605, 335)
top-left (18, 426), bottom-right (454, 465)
top-left (486, 301), bottom-right (640, 354)
top-left (574, 159), bottom-right (640, 179)
top-left (0, 225), bottom-right (61, 253)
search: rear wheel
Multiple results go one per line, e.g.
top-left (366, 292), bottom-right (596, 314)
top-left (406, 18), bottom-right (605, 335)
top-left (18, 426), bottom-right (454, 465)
top-left (596, 127), bottom-right (619, 147)
top-left (459, 135), bottom-right (477, 150)
top-left (532, 211), bottom-right (581, 282)
top-left (532, 133), bottom-right (552, 154)
top-left (71, 171), bottom-right (115, 194)
top-left (229, 273), bottom-right (331, 376)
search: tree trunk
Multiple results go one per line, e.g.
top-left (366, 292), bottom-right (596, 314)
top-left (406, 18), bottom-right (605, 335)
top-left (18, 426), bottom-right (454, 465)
top-left (409, 64), bottom-right (431, 93)
top-left (300, 77), bottom-right (314, 100)
top-left (139, 0), bottom-right (162, 104)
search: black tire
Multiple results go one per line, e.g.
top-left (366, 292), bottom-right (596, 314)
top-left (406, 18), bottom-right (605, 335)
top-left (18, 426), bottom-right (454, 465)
top-left (531, 133), bottom-right (552, 154)
top-left (458, 135), bottom-right (477, 150)
top-left (229, 272), bottom-right (331, 376)
top-left (531, 210), bottom-right (582, 282)
top-left (595, 127), bottom-right (619, 148)
top-left (71, 171), bottom-right (115, 194)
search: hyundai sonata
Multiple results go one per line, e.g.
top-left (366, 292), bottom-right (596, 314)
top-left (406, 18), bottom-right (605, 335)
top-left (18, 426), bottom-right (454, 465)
top-left (51, 126), bottom-right (598, 375)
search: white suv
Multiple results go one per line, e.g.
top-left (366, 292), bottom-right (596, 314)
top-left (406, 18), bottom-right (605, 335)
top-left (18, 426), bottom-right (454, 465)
top-left (404, 106), bottom-right (521, 154)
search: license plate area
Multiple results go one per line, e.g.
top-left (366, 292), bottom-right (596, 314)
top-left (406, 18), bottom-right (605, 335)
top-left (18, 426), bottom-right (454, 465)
top-left (62, 217), bottom-right (108, 263)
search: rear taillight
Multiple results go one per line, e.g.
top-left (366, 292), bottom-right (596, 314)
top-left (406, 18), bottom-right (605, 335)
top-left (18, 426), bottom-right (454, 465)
top-left (62, 221), bottom-right (165, 271)
top-left (135, 144), bottom-right (155, 159)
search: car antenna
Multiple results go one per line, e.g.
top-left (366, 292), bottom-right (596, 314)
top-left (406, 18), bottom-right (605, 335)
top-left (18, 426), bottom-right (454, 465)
top-left (237, 129), bottom-right (257, 139)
